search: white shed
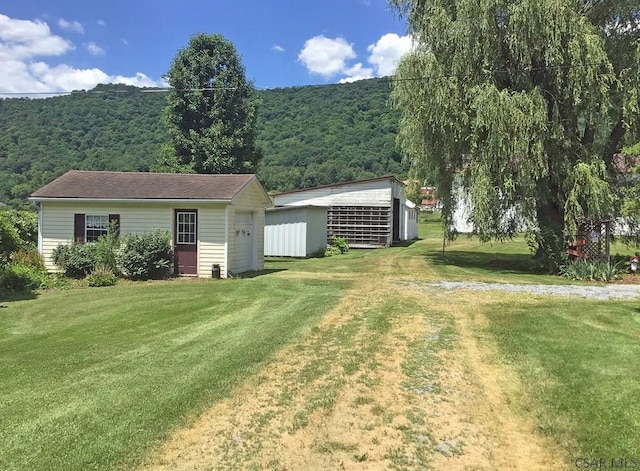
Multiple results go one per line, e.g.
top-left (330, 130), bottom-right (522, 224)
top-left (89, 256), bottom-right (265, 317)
top-left (29, 170), bottom-right (272, 278)
top-left (404, 200), bottom-right (419, 240)
top-left (264, 206), bottom-right (328, 257)
top-left (273, 176), bottom-right (418, 248)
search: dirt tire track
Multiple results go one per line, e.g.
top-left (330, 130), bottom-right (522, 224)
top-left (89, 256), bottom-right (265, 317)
top-left (140, 255), bottom-right (564, 470)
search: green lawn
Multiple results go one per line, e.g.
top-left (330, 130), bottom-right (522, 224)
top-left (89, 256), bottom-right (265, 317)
top-left (0, 277), bottom-right (347, 471)
top-left (2, 214), bottom-right (639, 469)
top-left (484, 297), bottom-right (640, 458)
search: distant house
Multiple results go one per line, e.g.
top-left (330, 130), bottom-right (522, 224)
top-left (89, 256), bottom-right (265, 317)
top-left (273, 176), bottom-right (418, 248)
top-left (420, 186), bottom-right (437, 210)
top-left (29, 170), bottom-right (272, 278)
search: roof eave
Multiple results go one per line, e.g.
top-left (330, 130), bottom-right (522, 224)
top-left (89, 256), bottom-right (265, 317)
top-left (28, 197), bottom-right (232, 204)
top-left (231, 176), bottom-right (274, 207)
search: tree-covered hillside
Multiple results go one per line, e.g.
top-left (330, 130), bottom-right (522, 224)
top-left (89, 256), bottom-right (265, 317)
top-left (256, 78), bottom-right (404, 191)
top-left (0, 78), bottom-right (404, 206)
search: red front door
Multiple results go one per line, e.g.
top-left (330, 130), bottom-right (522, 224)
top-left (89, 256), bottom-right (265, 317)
top-left (175, 210), bottom-right (197, 275)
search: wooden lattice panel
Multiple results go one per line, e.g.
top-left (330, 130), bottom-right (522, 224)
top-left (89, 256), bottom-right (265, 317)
top-left (569, 219), bottom-right (611, 262)
top-left (327, 206), bottom-right (391, 248)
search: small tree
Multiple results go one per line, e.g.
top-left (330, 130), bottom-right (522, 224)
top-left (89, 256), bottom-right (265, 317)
top-left (160, 33), bottom-right (262, 174)
top-left (0, 212), bottom-right (20, 266)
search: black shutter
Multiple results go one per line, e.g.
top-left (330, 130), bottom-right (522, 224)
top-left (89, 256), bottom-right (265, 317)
top-left (108, 214), bottom-right (120, 237)
top-left (74, 214), bottom-right (85, 243)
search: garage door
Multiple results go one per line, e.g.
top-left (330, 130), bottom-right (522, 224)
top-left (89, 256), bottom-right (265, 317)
top-left (234, 212), bottom-right (254, 273)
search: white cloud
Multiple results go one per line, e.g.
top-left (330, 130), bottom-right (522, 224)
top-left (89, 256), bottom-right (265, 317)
top-left (298, 32), bottom-right (413, 83)
top-left (0, 14), bottom-right (161, 97)
top-left (97, 19), bottom-right (106, 27)
top-left (86, 42), bottom-right (105, 56)
top-left (339, 63), bottom-right (374, 83)
top-left (121, 38), bottom-right (129, 46)
top-left (0, 14), bottom-right (73, 60)
top-left (112, 72), bottom-right (159, 88)
top-left (58, 18), bottom-right (84, 34)
top-left (298, 36), bottom-right (356, 78)
top-left (367, 33), bottom-right (413, 76)
top-left (272, 44), bottom-right (285, 52)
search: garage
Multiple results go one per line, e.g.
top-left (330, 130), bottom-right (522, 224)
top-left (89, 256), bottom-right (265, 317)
top-left (234, 211), bottom-right (254, 273)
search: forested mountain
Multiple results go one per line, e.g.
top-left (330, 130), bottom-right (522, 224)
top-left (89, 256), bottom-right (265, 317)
top-left (0, 78), bottom-right (405, 206)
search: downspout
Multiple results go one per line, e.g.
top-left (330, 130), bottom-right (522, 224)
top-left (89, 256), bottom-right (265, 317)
top-left (224, 206), bottom-right (229, 278)
top-left (34, 201), bottom-right (43, 254)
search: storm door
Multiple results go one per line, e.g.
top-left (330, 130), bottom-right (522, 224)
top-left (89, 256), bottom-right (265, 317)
top-left (175, 210), bottom-right (197, 275)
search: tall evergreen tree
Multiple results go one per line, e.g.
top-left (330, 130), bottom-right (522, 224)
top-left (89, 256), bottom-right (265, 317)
top-left (160, 33), bottom-right (262, 174)
top-left (391, 0), bottom-right (640, 269)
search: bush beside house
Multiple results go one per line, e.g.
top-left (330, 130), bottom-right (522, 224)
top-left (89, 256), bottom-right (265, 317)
top-left (52, 230), bottom-right (173, 283)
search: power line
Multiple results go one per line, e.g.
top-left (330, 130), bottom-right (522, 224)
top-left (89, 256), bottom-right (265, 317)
top-left (0, 87), bottom-right (240, 96)
top-left (0, 62), bottom-right (620, 96)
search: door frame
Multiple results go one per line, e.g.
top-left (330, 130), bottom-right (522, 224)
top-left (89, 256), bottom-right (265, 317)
top-left (233, 210), bottom-right (256, 273)
top-left (174, 209), bottom-right (198, 275)
top-left (392, 198), bottom-right (401, 243)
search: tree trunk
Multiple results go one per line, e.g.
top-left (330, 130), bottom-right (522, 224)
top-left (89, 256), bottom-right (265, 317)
top-left (534, 197), bottom-right (566, 273)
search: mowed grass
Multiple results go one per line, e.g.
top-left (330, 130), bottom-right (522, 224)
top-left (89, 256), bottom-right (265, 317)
top-left (0, 277), bottom-right (348, 471)
top-left (3, 213), bottom-right (640, 470)
top-left (484, 297), bottom-right (640, 459)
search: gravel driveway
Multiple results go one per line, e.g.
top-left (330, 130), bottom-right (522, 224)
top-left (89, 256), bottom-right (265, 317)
top-left (399, 280), bottom-right (640, 300)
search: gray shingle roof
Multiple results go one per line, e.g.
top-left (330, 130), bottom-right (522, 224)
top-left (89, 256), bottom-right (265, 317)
top-left (30, 170), bottom-right (256, 200)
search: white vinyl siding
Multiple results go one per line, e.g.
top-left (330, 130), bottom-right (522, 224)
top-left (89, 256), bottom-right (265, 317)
top-left (39, 201), bottom-right (174, 272)
top-left (233, 212), bottom-right (254, 272)
top-left (37, 179), bottom-right (270, 277)
top-left (272, 178), bottom-right (417, 247)
top-left (197, 207), bottom-right (227, 277)
top-left (274, 180), bottom-right (394, 208)
top-left (231, 180), bottom-right (268, 272)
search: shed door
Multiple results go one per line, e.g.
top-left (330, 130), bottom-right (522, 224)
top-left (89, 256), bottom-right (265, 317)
top-left (234, 212), bottom-right (254, 273)
top-left (175, 210), bottom-right (198, 275)
top-left (392, 198), bottom-right (401, 242)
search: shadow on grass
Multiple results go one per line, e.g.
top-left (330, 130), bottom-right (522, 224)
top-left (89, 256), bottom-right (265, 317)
top-left (232, 268), bottom-right (288, 279)
top-left (0, 291), bottom-right (38, 303)
top-left (392, 239), bottom-right (420, 248)
top-left (425, 249), bottom-right (541, 275)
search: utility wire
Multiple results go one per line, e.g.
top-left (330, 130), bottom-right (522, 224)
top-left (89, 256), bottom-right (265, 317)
top-left (0, 87), bottom-right (240, 96)
top-left (0, 62), bottom-right (623, 96)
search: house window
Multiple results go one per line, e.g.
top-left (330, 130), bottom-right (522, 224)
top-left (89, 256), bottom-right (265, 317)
top-left (176, 211), bottom-right (196, 244)
top-left (86, 215), bottom-right (109, 242)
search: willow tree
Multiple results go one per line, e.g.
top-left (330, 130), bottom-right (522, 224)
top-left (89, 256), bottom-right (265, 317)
top-left (391, 0), bottom-right (640, 269)
top-left (160, 33), bottom-right (262, 174)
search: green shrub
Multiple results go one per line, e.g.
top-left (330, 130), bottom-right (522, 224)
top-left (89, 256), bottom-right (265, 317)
top-left (52, 243), bottom-right (99, 278)
top-left (10, 249), bottom-right (45, 268)
top-left (4, 210), bottom-right (37, 250)
top-left (94, 225), bottom-right (120, 274)
top-left (323, 245), bottom-right (342, 257)
top-left (331, 236), bottom-right (349, 254)
top-left (323, 236), bottom-right (349, 257)
top-left (0, 263), bottom-right (47, 296)
top-left (559, 259), bottom-right (625, 282)
top-left (0, 212), bottom-right (21, 266)
top-left (85, 265), bottom-right (117, 287)
top-left (118, 230), bottom-right (173, 280)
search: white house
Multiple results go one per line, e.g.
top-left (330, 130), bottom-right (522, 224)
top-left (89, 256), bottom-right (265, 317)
top-left (29, 170), bottom-right (272, 278)
top-left (273, 176), bottom-right (418, 248)
top-left (264, 206), bottom-right (328, 257)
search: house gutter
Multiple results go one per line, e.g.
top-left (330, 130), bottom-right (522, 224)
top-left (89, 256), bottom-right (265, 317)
top-left (28, 197), bottom-right (230, 204)
top-left (224, 206), bottom-right (230, 278)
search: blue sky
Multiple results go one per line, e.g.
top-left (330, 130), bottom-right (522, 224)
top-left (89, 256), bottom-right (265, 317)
top-left (0, 0), bottom-right (412, 95)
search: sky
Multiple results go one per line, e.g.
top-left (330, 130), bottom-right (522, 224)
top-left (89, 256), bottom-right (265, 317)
top-left (0, 0), bottom-right (412, 96)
